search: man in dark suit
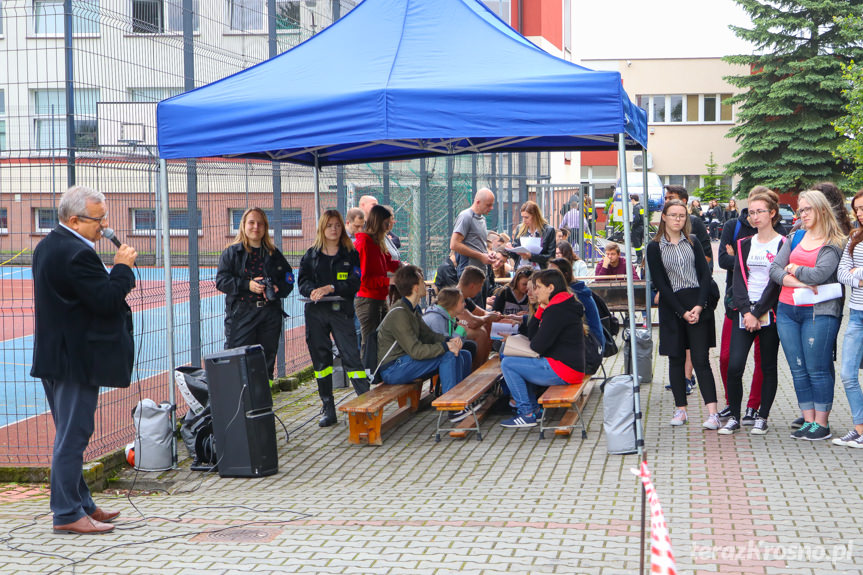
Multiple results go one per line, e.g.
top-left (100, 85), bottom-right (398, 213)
top-left (31, 186), bottom-right (137, 534)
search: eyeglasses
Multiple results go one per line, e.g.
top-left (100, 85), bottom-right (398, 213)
top-left (797, 207), bottom-right (813, 217)
top-left (76, 213), bottom-right (107, 223)
top-left (665, 214), bottom-right (688, 220)
top-left (749, 209), bottom-right (770, 216)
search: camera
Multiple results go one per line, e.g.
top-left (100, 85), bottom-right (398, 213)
top-left (256, 277), bottom-right (277, 301)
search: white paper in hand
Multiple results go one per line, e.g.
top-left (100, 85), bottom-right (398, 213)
top-left (792, 282), bottom-right (842, 305)
top-left (520, 236), bottom-right (542, 255)
top-left (490, 322), bottom-right (520, 340)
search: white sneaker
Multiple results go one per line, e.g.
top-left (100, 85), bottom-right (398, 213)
top-left (751, 417), bottom-right (769, 435)
top-left (702, 413), bottom-right (722, 430)
top-left (717, 417), bottom-right (740, 435)
top-left (670, 409), bottom-right (688, 426)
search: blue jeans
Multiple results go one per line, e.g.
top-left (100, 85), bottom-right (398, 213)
top-left (380, 350), bottom-right (472, 393)
top-left (776, 302), bottom-right (839, 412)
top-left (840, 309), bottom-right (863, 425)
top-left (501, 357), bottom-right (569, 417)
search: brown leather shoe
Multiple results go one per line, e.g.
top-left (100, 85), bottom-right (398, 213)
top-left (89, 508), bottom-right (121, 523)
top-left (53, 515), bottom-right (115, 535)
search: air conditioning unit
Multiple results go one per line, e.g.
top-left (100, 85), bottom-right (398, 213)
top-left (633, 153), bottom-right (653, 170)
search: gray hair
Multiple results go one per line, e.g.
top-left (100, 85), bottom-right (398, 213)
top-left (58, 186), bottom-right (105, 223)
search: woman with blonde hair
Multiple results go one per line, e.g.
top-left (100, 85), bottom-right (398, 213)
top-left (770, 190), bottom-right (847, 441)
top-left (354, 204), bottom-right (401, 366)
top-left (298, 210), bottom-right (369, 426)
top-left (505, 200), bottom-right (556, 269)
top-left (216, 207), bottom-right (294, 379)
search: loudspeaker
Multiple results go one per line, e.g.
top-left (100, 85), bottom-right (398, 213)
top-left (204, 345), bottom-right (278, 478)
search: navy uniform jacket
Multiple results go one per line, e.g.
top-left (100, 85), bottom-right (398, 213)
top-left (30, 226), bottom-right (136, 388)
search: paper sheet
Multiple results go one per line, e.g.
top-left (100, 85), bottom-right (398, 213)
top-left (520, 236), bottom-right (542, 255)
top-left (792, 282), bottom-right (842, 305)
top-left (490, 322), bottom-right (520, 341)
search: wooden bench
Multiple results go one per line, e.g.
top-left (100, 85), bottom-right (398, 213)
top-left (338, 378), bottom-right (432, 445)
top-left (537, 377), bottom-right (594, 440)
top-left (431, 357), bottom-right (502, 441)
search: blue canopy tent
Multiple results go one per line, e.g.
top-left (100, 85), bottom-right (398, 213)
top-left (156, 0), bottom-right (650, 527)
top-left (156, 0), bottom-right (647, 165)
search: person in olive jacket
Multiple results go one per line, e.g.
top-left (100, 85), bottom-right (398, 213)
top-left (216, 207), bottom-right (294, 380)
top-left (298, 210), bottom-right (370, 427)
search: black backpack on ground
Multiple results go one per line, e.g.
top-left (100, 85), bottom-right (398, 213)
top-left (591, 291), bottom-right (619, 357)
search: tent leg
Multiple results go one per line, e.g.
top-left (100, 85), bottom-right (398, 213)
top-left (314, 153), bottom-right (321, 224)
top-left (641, 149), bottom-right (651, 324)
top-left (159, 158), bottom-right (177, 469)
top-left (619, 135), bottom-right (647, 574)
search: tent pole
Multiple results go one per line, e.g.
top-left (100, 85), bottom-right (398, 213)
top-left (314, 153), bottom-right (321, 224)
top-left (642, 148), bottom-right (651, 326)
top-left (158, 158), bottom-right (177, 468)
top-left (619, 136), bottom-right (646, 575)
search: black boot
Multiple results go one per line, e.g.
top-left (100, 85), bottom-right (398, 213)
top-left (319, 397), bottom-right (337, 427)
top-left (317, 376), bottom-right (337, 427)
top-left (351, 376), bottom-right (370, 396)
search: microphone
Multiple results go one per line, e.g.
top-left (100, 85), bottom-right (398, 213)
top-left (102, 227), bottom-right (123, 249)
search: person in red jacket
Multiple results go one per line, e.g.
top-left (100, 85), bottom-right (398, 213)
top-left (354, 204), bottom-right (401, 365)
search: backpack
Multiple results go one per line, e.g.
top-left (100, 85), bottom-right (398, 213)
top-left (723, 219), bottom-right (745, 313)
top-left (583, 327), bottom-right (604, 376)
top-left (592, 291), bottom-right (619, 337)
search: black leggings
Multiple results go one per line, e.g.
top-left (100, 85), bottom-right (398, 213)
top-left (727, 319), bottom-right (779, 420)
top-left (668, 317), bottom-right (718, 408)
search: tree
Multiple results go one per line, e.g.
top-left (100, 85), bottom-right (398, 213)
top-left (724, 0), bottom-right (863, 195)
top-left (834, 15), bottom-right (863, 190)
top-left (695, 153), bottom-right (732, 202)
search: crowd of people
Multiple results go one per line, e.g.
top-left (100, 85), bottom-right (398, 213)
top-left (214, 180), bottom-right (863, 446)
top-left (651, 181), bottom-right (863, 445)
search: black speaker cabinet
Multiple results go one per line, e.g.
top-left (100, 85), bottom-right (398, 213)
top-left (204, 345), bottom-right (278, 478)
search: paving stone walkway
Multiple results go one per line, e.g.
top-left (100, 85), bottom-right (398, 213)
top-left (1, 267), bottom-right (862, 574)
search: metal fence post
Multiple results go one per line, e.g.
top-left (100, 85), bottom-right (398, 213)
top-left (183, 0), bottom-right (201, 366)
top-left (63, 0), bottom-right (76, 186)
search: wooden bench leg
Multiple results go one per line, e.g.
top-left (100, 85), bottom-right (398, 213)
top-left (397, 385), bottom-right (422, 412)
top-left (347, 410), bottom-right (384, 446)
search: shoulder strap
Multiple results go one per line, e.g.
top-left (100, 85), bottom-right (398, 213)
top-left (370, 305), bottom-right (412, 380)
top-left (737, 237), bottom-right (748, 288)
top-left (790, 229), bottom-right (805, 251)
top-left (733, 220), bottom-right (742, 241)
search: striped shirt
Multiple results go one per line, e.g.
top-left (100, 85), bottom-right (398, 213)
top-left (659, 235), bottom-right (700, 292)
top-left (838, 236), bottom-right (863, 311)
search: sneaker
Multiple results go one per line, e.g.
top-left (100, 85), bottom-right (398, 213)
top-left (851, 435), bottom-right (863, 449)
top-left (832, 429), bottom-right (861, 447)
top-left (718, 417), bottom-right (740, 435)
top-left (449, 408), bottom-right (472, 423)
top-left (702, 413), bottom-right (722, 430)
top-left (741, 407), bottom-right (759, 426)
top-left (803, 423), bottom-right (832, 441)
top-left (791, 421), bottom-right (813, 439)
top-left (500, 413), bottom-right (537, 428)
top-left (717, 406), bottom-right (733, 421)
top-left (751, 417), bottom-right (769, 435)
top-left (669, 409), bottom-right (688, 426)
top-left (791, 416), bottom-right (805, 429)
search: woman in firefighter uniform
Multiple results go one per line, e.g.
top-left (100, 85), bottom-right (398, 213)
top-left (216, 207), bottom-right (294, 380)
top-left (299, 209), bottom-right (370, 427)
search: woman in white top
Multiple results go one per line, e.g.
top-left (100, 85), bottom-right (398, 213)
top-left (835, 190), bottom-right (863, 447)
top-left (720, 193), bottom-right (784, 435)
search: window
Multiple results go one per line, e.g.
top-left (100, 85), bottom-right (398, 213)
top-left (35, 208), bottom-right (58, 233)
top-left (481, 0), bottom-right (510, 25)
top-left (275, 0), bottom-right (299, 31)
top-left (33, 0), bottom-right (100, 35)
top-left (0, 0), bottom-right (4, 35)
top-left (230, 208), bottom-right (302, 236)
top-left (637, 93), bottom-right (734, 124)
top-left (0, 208), bottom-right (7, 233)
top-left (0, 90), bottom-right (6, 151)
top-left (228, 0), bottom-right (263, 31)
top-left (132, 0), bottom-right (198, 34)
top-left (129, 87), bottom-right (183, 102)
top-left (132, 208), bottom-right (202, 235)
top-left (664, 175), bottom-right (701, 194)
top-left (33, 88), bottom-right (99, 151)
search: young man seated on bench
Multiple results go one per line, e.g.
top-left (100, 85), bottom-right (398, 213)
top-left (500, 268), bottom-right (586, 429)
top-left (456, 265), bottom-right (500, 371)
top-left (378, 265), bottom-right (473, 421)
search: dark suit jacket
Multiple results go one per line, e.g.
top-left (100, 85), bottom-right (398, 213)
top-left (30, 226), bottom-right (136, 388)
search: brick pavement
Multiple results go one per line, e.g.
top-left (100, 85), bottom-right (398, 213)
top-left (2, 265), bottom-right (863, 574)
